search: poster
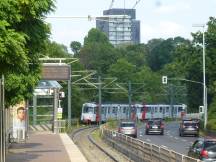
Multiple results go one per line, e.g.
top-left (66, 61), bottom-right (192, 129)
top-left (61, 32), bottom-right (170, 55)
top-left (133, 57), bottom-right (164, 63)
top-left (12, 101), bottom-right (26, 140)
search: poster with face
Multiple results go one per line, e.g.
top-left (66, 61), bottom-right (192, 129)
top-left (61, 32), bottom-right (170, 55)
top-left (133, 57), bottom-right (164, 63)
top-left (12, 101), bottom-right (26, 140)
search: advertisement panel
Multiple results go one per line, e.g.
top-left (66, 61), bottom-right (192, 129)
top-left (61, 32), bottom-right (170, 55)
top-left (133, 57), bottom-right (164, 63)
top-left (12, 101), bottom-right (26, 141)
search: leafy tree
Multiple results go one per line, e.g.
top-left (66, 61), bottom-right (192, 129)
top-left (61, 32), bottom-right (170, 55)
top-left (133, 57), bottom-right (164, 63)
top-left (44, 40), bottom-right (72, 58)
top-left (146, 37), bottom-right (190, 71)
top-left (70, 41), bottom-right (81, 56)
top-left (108, 58), bottom-right (136, 83)
top-left (79, 28), bottom-right (118, 75)
top-left (0, 0), bottom-right (55, 106)
top-left (132, 66), bottom-right (163, 103)
top-left (116, 44), bottom-right (148, 69)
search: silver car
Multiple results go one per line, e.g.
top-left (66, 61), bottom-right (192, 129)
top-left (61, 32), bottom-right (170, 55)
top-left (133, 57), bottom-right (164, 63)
top-left (118, 121), bottom-right (137, 138)
top-left (188, 137), bottom-right (216, 161)
top-left (179, 119), bottom-right (199, 137)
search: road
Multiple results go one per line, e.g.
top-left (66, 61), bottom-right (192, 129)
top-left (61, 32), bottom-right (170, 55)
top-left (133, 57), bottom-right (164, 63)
top-left (137, 121), bottom-right (198, 155)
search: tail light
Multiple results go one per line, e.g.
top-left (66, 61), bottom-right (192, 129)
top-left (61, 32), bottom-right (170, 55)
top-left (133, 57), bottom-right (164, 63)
top-left (200, 149), bottom-right (208, 158)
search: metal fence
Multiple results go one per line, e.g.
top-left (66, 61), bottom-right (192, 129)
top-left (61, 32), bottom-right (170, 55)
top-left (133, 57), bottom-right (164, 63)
top-left (101, 128), bottom-right (201, 162)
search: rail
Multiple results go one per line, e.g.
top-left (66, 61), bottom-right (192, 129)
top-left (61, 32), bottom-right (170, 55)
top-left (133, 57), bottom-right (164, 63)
top-left (101, 128), bottom-right (201, 162)
top-left (71, 126), bottom-right (120, 162)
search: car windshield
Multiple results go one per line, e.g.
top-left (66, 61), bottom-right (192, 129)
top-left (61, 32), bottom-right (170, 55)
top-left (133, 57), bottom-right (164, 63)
top-left (121, 123), bottom-right (135, 127)
top-left (205, 141), bottom-right (216, 151)
top-left (148, 120), bottom-right (161, 125)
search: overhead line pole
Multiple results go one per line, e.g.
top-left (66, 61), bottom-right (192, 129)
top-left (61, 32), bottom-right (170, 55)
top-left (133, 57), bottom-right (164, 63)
top-left (98, 76), bottom-right (102, 125)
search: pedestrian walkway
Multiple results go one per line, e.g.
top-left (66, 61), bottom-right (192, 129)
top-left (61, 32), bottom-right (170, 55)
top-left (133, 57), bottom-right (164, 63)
top-left (6, 131), bottom-right (87, 162)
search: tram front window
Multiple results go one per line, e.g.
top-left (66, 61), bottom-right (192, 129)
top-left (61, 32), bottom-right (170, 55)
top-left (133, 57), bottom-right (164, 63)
top-left (83, 106), bottom-right (95, 114)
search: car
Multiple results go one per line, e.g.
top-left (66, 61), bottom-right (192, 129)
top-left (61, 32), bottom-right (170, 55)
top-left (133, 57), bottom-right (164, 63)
top-left (145, 119), bottom-right (164, 135)
top-left (188, 137), bottom-right (216, 161)
top-left (118, 121), bottom-right (137, 138)
top-left (179, 119), bottom-right (199, 137)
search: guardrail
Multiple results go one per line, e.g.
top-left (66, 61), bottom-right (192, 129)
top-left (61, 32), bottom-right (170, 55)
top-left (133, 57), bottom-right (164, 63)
top-left (101, 128), bottom-right (201, 162)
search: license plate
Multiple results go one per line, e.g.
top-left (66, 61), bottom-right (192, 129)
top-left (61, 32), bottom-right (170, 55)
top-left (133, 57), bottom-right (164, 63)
top-left (152, 126), bottom-right (158, 129)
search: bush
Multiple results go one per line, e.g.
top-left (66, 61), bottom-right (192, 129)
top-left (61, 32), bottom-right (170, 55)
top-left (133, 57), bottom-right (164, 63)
top-left (106, 118), bottom-right (118, 129)
top-left (207, 119), bottom-right (216, 130)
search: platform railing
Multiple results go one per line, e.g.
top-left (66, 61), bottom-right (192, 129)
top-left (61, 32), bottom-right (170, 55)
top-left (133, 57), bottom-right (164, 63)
top-left (101, 128), bottom-right (201, 162)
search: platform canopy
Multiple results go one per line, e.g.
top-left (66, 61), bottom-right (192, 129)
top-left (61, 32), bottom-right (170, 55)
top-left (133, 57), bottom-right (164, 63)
top-left (34, 80), bottom-right (62, 96)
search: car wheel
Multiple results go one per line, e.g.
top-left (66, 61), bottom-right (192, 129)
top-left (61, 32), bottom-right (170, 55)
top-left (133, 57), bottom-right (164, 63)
top-left (161, 131), bottom-right (164, 135)
top-left (145, 131), bottom-right (148, 135)
top-left (179, 131), bottom-right (182, 137)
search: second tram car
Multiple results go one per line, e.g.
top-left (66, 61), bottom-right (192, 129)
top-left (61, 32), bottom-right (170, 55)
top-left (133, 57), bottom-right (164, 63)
top-left (80, 102), bottom-right (187, 123)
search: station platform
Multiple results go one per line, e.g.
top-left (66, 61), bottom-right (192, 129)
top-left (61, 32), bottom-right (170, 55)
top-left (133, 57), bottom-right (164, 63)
top-left (6, 131), bottom-right (87, 162)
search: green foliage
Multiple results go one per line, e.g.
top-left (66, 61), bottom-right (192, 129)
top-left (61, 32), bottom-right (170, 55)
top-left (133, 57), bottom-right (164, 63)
top-left (0, 0), bottom-right (55, 106)
top-left (105, 118), bottom-right (118, 130)
top-left (79, 28), bottom-right (118, 75)
top-left (207, 119), bottom-right (216, 130)
top-left (70, 41), bottom-right (81, 56)
top-left (146, 37), bottom-right (190, 71)
top-left (43, 40), bottom-right (72, 58)
top-left (108, 58), bottom-right (136, 82)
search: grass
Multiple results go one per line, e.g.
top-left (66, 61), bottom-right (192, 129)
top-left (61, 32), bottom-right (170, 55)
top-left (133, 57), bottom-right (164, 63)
top-left (92, 129), bottom-right (102, 141)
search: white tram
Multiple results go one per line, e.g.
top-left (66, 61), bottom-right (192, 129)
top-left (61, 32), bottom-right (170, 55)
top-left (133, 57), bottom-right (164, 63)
top-left (80, 102), bottom-right (187, 123)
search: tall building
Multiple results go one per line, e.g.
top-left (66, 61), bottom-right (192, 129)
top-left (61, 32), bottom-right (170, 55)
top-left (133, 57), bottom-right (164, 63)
top-left (96, 8), bottom-right (140, 46)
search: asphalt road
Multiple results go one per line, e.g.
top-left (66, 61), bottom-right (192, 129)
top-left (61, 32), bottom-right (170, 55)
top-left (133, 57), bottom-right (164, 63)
top-left (137, 121), bottom-right (198, 155)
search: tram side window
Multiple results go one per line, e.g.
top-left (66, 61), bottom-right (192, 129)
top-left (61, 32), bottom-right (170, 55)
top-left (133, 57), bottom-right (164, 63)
top-left (112, 107), bottom-right (116, 113)
top-left (94, 107), bottom-right (96, 114)
top-left (147, 107), bottom-right (151, 112)
top-left (160, 107), bottom-right (163, 113)
top-left (123, 107), bottom-right (126, 113)
top-left (166, 107), bottom-right (169, 113)
top-left (101, 107), bottom-right (104, 114)
top-left (83, 106), bottom-right (87, 113)
top-left (178, 107), bottom-right (182, 112)
top-left (155, 107), bottom-right (158, 113)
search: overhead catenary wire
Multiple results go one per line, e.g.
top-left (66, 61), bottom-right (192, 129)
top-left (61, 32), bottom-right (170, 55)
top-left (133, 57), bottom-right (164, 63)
top-left (132, 0), bottom-right (141, 9)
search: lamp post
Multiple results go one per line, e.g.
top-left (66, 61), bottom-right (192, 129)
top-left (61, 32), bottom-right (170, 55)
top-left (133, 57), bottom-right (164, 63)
top-left (193, 24), bottom-right (207, 129)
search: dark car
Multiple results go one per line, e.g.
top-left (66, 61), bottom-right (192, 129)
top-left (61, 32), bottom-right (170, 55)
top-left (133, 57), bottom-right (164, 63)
top-left (188, 137), bottom-right (216, 161)
top-left (118, 121), bottom-right (137, 138)
top-left (179, 119), bottom-right (199, 137)
top-left (145, 119), bottom-right (164, 135)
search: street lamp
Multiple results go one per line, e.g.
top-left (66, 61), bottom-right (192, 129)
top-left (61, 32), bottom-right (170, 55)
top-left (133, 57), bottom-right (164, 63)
top-left (192, 24), bottom-right (207, 129)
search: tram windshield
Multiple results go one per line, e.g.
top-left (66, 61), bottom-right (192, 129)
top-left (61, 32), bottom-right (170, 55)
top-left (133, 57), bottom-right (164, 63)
top-left (83, 106), bottom-right (96, 114)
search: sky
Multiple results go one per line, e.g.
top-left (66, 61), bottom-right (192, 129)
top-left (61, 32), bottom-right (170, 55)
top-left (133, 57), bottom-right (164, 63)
top-left (45, 0), bottom-right (216, 50)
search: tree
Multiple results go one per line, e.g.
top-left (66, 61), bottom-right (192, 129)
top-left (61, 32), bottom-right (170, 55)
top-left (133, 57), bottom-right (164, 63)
top-left (146, 37), bottom-right (190, 71)
top-left (79, 28), bottom-right (118, 75)
top-left (44, 40), bottom-right (72, 58)
top-left (0, 0), bottom-right (55, 106)
top-left (70, 41), bottom-right (81, 56)
top-left (116, 44), bottom-right (148, 69)
top-left (108, 58), bottom-right (136, 83)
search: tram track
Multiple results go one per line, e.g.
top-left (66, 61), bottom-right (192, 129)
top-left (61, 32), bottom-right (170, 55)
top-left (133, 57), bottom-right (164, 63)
top-left (70, 126), bottom-right (131, 162)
